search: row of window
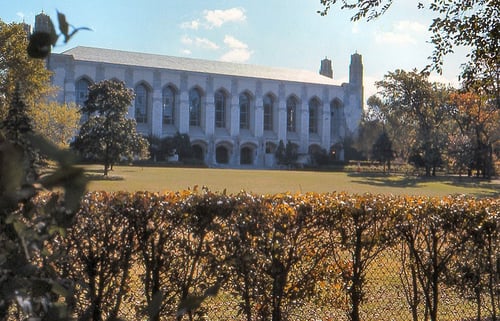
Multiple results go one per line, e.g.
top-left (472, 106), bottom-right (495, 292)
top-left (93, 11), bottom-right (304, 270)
top-left (75, 79), bottom-right (343, 134)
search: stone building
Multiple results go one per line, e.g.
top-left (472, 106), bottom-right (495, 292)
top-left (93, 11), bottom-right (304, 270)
top-left (49, 46), bottom-right (363, 168)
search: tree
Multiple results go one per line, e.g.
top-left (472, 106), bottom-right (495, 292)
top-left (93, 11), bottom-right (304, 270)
top-left (31, 101), bottom-right (80, 148)
top-left (448, 91), bottom-right (499, 178)
top-left (1, 85), bottom-right (86, 321)
top-left (372, 130), bottom-right (394, 173)
top-left (317, 0), bottom-right (500, 108)
top-left (72, 80), bottom-right (149, 176)
top-left (0, 20), bottom-right (53, 121)
top-left (374, 70), bottom-right (449, 176)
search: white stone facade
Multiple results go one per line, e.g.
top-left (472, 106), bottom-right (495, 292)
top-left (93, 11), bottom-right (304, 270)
top-left (49, 47), bottom-right (363, 168)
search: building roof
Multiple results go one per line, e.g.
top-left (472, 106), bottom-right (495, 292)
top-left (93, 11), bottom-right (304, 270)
top-left (60, 46), bottom-right (340, 86)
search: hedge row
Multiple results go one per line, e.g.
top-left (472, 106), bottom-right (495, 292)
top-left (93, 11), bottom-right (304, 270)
top-left (47, 190), bottom-right (498, 321)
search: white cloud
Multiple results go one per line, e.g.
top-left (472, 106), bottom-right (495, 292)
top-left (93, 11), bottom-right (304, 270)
top-left (203, 8), bottom-right (246, 28)
top-left (223, 35), bottom-right (248, 49)
top-left (17, 12), bottom-right (25, 20)
top-left (181, 49), bottom-right (192, 55)
top-left (220, 35), bottom-right (253, 63)
top-left (195, 37), bottom-right (219, 50)
top-left (375, 31), bottom-right (416, 45)
top-left (352, 22), bottom-right (359, 34)
top-left (375, 20), bottom-right (427, 45)
top-left (220, 49), bottom-right (252, 63)
top-left (181, 20), bottom-right (200, 30)
top-left (181, 35), bottom-right (193, 45)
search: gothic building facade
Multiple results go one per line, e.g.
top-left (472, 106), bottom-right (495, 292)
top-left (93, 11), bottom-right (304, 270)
top-left (49, 46), bottom-right (363, 168)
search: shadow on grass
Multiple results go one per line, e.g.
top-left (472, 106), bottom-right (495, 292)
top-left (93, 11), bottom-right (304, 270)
top-left (85, 172), bottom-right (124, 181)
top-left (348, 173), bottom-right (500, 198)
top-left (348, 172), bottom-right (420, 189)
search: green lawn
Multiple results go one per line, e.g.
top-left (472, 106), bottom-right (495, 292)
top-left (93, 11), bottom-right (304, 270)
top-left (83, 164), bottom-right (499, 198)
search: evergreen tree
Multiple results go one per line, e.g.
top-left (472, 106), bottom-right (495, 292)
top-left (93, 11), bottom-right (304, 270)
top-left (372, 130), bottom-right (394, 173)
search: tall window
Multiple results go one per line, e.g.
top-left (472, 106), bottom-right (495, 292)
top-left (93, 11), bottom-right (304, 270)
top-left (214, 90), bottom-right (227, 128)
top-left (135, 84), bottom-right (149, 123)
top-left (75, 78), bottom-right (91, 106)
top-left (263, 94), bottom-right (274, 131)
top-left (309, 98), bottom-right (320, 134)
top-left (331, 99), bottom-right (343, 137)
top-left (239, 92), bottom-right (250, 129)
top-left (286, 96), bottom-right (298, 132)
top-left (162, 86), bottom-right (175, 125)
top-left (189, 88), bottom-right (202, 127)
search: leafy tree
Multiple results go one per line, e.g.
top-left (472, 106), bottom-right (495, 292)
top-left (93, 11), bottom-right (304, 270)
top-left (372, 130), bottom-right (394, 173)
top-left (375, 70), bottom-right (450, 176)
top-left (448, 91), bottom-right (499, 178)
top-left (354, 108), bottom-right (384, 160)
top-left (72, 80), bottom-right (149, 176)
top-left (317, 0), bottom-right (500, 107)
top-left (275, 140), bottom-right (299, 166)
top-left (0, 85), bottom-right (86, 321)
top-left (0, 21), bottom-right (53, 121)
top-left (31, 101), bottom-right (80, 148)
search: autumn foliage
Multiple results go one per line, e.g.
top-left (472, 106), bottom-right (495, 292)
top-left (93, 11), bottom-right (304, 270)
top-left (46, 190), bottom-right (499, 321)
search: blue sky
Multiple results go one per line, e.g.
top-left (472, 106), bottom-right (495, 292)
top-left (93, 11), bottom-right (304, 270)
top-left (2, 0), bottom-right (468, 102)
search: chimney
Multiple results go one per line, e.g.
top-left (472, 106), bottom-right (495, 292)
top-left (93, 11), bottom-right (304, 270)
top-left (319, 57), bottom-right (333, 79)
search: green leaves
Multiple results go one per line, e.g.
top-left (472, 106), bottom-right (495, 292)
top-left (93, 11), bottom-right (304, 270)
top-left (72, 80), bottom-right (148, 175)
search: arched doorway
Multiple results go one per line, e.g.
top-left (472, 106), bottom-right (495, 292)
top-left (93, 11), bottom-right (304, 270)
top-left (192, 145), bottom-right (204, 161)
top-left (240, 146), bottom-right (253, 165)
top-left (216, 146), bottom-right (229, 164)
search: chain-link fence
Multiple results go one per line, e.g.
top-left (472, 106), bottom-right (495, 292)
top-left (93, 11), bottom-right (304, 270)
top-left (116, 244), bottom-right (494, 321)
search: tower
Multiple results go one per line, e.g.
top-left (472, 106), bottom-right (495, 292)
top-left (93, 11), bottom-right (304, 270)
top-left (349, 52), bottom-right (363, 87)
top-left (34, 11), bottom-right (52, 34)
top-left (319, 57), bottom-right (333, 78)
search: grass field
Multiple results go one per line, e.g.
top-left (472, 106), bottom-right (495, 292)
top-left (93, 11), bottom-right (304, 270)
top-left (83, 164), bottom-right (500, 198)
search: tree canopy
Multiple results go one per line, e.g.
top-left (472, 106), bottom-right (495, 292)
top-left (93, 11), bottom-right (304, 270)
top-left (0, 20), bottom-right (53, 120)
top-left (72, 79), bottom-right (149, 175)
top-left (317, 0), bottom-right (499, 107)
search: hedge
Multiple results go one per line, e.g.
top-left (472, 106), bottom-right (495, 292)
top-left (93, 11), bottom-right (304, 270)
top-left (45, 190), bottom-right (499, 321)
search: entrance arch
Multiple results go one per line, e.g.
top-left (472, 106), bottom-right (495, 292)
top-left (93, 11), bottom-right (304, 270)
top-left (192, 144), bottom-right (204, 161)
top-left (216, 146), bottom-right (229, 164)
top-left (240, 146), bottom-right (253, 165)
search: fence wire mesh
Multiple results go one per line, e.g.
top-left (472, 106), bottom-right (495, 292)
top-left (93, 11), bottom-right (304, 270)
top-left (114, 243), bottom-right (496, 321)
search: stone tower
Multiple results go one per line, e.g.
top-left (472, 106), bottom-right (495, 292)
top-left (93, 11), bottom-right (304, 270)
top-left (319, 57), bottom-right (333, 78)
top-left (349, 52), bottom-right (363, 87)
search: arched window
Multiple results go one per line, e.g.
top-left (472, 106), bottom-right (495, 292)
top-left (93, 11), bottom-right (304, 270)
top-left (309, 98), bottom-right (320, 134)
top-left (75, 78), bottom-right (91, 107)
top-left (135, 84), bottom-right (149, 123)
top-left (331, 99), bottom-right (343, 137)
top-left (239, 92), bottom-right (250, 129)
top-left (162, 85), bottom-right (176, 125)
top-left (286, 96), bottom-right (298, 132)
top-left (263, 94), bottom-right (274, 131)
top-left (214, 90), bottom-right (227, 128)
top-left (189, 88), bottom-right (202, 127)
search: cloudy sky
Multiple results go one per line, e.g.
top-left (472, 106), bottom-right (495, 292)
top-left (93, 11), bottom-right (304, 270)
top-left (2, 0), bottom-right (468, 103)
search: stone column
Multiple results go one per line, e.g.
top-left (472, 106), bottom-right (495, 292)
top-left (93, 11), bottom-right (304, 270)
top-left (230, 78), bottom-right (239, 137)
top-left (178, 73), bottom-right (189, 134)
top-left (151, 70), bottom-right (162, 137)
top-left (300, 85), bottom-right (309, 153)
top-left (277, 83), bottom-right (287, 142)
top-left (321, 87), bottom-right (331, 150)
top-left (254, 81), bottom-right (264, 137)
top-left (205, 76), bottom-right (215, 136)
